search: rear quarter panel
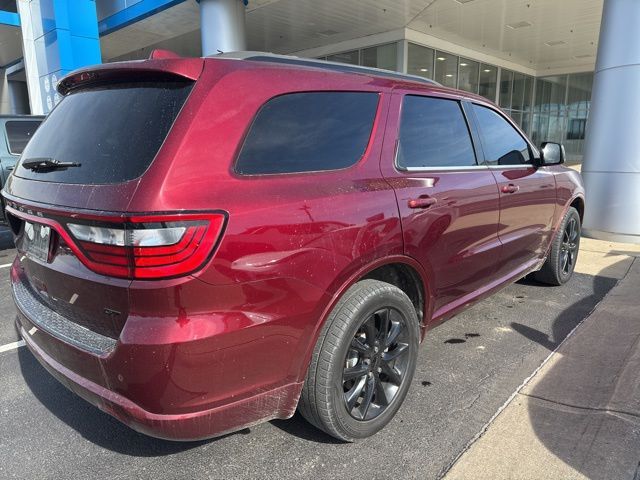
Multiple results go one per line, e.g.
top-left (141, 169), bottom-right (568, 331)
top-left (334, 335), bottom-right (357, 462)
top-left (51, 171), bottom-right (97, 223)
top-left (124, 64), bottom-right (408, 388)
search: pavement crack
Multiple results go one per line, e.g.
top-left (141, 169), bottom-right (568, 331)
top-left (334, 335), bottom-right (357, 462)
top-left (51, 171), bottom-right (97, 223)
top-left (522, 392), bottom-right (640, 421)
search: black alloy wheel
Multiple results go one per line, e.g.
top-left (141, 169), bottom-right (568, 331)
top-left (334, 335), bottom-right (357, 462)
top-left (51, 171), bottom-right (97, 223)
top-left (534, 206), bottom-right (581, 285)
top-left (342, 307), bottom-right (411, 421)
top-left (299, 279), bottom-right (419, 441)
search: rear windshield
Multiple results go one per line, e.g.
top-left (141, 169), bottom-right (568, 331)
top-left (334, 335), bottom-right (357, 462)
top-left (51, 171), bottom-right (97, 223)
top-left (16, 81), bottom-right (193, 184)
top-left (6, 120), bottom-right (41, 155)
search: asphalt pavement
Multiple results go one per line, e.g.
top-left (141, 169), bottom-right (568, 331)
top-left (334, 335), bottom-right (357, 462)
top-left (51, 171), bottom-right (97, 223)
top-left (0, 226), bottom-right (617, 480)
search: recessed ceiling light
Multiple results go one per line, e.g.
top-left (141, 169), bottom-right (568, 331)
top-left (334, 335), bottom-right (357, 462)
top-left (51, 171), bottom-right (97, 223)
top-left (445, 74), bottom-right (453, 77)
top-left (483, 69), bottom-right (492, 72)
top-left (437, 57), bottom-right (446, 61)
top-left (419, 68), bottom-right (429, 72)
top-left (460, 63), bottom-right (468, 66)
top-left (506, 21), bottom-right (533, 29)
top-left (545, 40), bottom-right (567, 46)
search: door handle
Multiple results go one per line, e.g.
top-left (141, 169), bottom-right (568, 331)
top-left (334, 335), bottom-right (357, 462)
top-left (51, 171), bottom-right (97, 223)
top-left (408, 196), bottom-right (437, 209)
top-left (501, 184), bottom-right (520, 194)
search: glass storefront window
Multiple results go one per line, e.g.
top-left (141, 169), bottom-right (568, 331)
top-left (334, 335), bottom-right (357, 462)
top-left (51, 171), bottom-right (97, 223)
top-left (434, 51), bottom-right (457, 88)
top-left (458, 57), bottom-right (479, 94)
top-left (507, 72), bottom-right (534, 130)
top-left (499, 69), bottom-right (514, 109)
top-left (511, 73), bottom-right (525, 110)
top-left (564, 72), bottom-right (594, 162)
top-left (479, 65), bottom-right (498, 101)
top-left (327, 50), bottom-right (359, 65)
top-left (532, 75), bottom-right (568, 145)
top-left (407, 43), bottom-right (434, 79)
top-left (361, 43), bottom-right (397, 71)
top-left (317, 41), bottom-right (593, 165)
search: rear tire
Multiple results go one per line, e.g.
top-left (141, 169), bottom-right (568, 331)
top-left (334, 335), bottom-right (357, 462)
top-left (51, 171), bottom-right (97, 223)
top-left (298, 279), bottom-right (419, 441)
top-left (534, 207), bottom-right (581, 286)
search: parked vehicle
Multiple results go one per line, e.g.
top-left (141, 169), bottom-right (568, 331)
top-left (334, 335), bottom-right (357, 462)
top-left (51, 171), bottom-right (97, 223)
top-left (0, 115), bottom-right (43, 222)
top-left (3, 52), bottom-right (584, 442)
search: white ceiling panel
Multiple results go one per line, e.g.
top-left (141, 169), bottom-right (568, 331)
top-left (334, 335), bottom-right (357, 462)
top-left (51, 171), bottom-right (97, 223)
top-left (100, 0), bottom-right (604, 73)
top-left (409, 0), bottom-right (603, 71)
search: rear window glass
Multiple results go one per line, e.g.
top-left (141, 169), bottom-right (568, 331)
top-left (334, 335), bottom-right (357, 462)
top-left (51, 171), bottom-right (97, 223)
top-left (235, 92), bottom-right (379, 175)
top-left (5, 120), bottom-right (41, 155)
top-left (16, 81), bottom-right (192, 184)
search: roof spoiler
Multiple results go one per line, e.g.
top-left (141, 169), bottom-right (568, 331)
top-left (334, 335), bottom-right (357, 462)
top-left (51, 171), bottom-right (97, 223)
top-left (57, 56), bottom-right (203, 95)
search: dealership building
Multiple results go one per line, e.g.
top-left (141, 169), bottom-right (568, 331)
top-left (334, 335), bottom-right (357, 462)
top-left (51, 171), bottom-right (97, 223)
top-left (0, 0), bottom-right (637, 242)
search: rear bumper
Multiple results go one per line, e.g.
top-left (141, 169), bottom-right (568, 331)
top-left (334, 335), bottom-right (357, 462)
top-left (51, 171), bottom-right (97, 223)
top-left (18, 320), bottom-right (302, 441)
top-left (10, 256), bottom-right (316, 441)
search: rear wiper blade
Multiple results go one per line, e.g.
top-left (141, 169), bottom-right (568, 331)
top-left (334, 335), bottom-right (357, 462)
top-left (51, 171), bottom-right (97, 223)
top-left (21, 158), bottom-right (81, 172)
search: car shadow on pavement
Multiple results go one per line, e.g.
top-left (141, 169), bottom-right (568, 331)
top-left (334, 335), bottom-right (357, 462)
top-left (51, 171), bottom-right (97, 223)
top-left (17, 347), bottom-right (249, 456)
top-left (511, 274), bottom-right (617, 352)
top-left (270, 414), bottom-right (344, 444)
top-left (512, 261), bottom-right (639, 478)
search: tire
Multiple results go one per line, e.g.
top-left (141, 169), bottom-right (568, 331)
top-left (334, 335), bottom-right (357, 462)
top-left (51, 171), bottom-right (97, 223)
top-left (533, 206), bottom-right (581, 286)
top-left (298, 279), bottom-right (420, 441)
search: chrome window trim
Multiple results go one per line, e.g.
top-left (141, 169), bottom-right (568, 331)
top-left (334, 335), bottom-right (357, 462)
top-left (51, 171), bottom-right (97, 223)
top-left (487, 164), bottom-right (535, 170)
top-left (398, 165), bottom-right (487, 172)
top-left (397, 163), bottom-right (535, 173)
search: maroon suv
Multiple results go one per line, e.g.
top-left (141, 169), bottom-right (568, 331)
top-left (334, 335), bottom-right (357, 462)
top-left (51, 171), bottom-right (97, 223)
top-left (3, 52), bottom-right (584, 442)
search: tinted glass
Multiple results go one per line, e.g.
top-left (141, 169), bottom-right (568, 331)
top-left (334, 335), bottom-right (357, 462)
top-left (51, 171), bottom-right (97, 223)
top-left (472, 104), bottom-right (531, 165)
top-left (407, 43), bottom-right (434, 79)
top-left (434, 51), bottom-right (457, 88)
top-left (17, 81), bottom-right (192, 184)
top-left (500, 69), bottom-right (513, 109)
top-left (5, 120), bottom-right (41, 155)
top-left (327, 50), bottom-right (359, 65)
top-left (236, 92), bottom-right (378, 175)
top-left (397, 96), bottom-right (476, 169)
top-left (458, 58), bottom-right (479, 94)
top-left (479, 65), bottom-right (498, 101)
top-left (361, 43), bottom-right (397, 71)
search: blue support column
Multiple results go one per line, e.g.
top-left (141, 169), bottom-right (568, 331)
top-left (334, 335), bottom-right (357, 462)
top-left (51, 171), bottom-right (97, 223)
top-left (18, 0), bottom-right (101, 114)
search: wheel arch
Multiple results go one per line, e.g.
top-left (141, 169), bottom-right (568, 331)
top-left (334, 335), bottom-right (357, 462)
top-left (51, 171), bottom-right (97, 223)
top-left (294, 255), bottom-right (432, 384)
top-left (570, 195), bottom-right (585, 223)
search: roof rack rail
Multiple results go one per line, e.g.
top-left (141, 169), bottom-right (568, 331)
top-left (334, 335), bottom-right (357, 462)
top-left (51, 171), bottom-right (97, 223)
top-left (210, 51), bottom-right (441, 87)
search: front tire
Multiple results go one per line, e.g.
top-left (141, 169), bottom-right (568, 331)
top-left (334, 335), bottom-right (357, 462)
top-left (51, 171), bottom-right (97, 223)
top-left (298, 279), bottom-right (420, 441)
top-left (534, 206), bottom-right (581, 286)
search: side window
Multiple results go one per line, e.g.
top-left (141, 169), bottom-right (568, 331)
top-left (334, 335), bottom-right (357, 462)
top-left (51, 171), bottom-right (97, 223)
top-left (235, 92), bottom-right (379, 175)
top-left (5, 121), bottom-right (41, 155)
top-left (397, 96), bottom-right (477, 169)
top-left (472, 104), bottom-right (531, 165)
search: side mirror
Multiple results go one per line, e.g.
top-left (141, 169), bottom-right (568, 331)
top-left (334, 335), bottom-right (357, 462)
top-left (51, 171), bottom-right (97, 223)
top-left (539, 142), bottom-right (565, 165)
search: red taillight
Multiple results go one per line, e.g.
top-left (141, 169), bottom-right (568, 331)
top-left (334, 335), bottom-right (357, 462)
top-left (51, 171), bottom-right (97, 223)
top-left (63, 213), bottom-right (226, 280)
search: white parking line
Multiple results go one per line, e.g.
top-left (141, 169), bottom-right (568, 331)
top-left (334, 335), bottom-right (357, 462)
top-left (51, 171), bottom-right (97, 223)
top-left (0, 340), bottom-right (26, 353)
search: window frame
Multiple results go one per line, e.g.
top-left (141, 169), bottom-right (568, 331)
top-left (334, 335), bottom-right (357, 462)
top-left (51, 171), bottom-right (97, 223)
top-left (233, 90), bottom-right (381, 177)
top-left (393, 93), bottom-right (482, 173)
top-left (468, 101), bottom-right (540, 169)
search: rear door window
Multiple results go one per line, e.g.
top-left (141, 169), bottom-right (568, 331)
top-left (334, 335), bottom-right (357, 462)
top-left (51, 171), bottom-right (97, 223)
top-left (5, 120), bottom-right (41, 155)
top-left (235, 92), bottom-right (379, 175)
top-left (16, 81), bottom-right (193, 184)
top-left (472, 104), bottom-right (531, 165)
top-left (397, 95), bottom-right (477, 169)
